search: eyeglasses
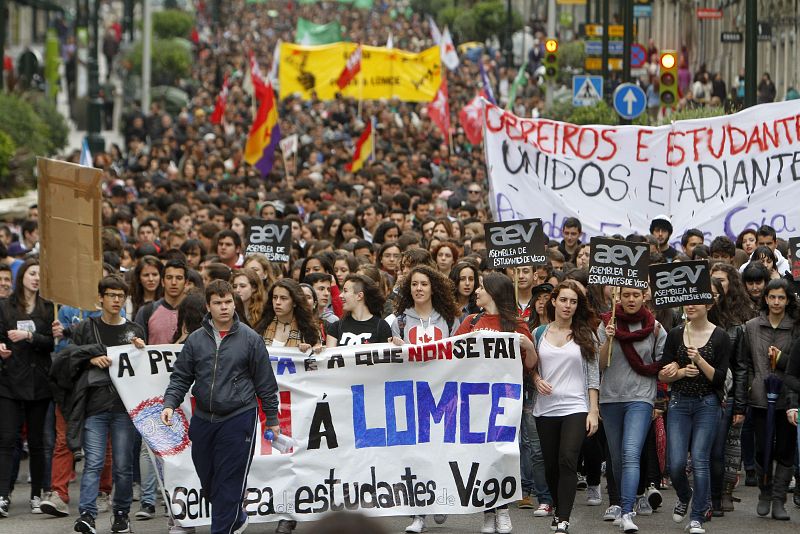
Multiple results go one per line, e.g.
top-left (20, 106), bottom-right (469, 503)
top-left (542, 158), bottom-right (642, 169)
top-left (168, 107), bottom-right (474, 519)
top-left (103, 293), bottom-right (126, 301)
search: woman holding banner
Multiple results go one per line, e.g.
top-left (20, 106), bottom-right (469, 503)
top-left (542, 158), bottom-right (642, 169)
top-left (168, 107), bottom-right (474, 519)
top-left (453, 272), bottom-right (537, 534)
top-left (658, 299), bottom-right (730, 534)
top-left (531, 279), bottom-right (600, 534)
top-left (597, 286), bottom-right (667, 532)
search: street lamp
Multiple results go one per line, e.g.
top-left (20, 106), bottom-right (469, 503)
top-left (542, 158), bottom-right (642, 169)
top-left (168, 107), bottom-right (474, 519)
top-left (85, 0), bottom-right (105, 154)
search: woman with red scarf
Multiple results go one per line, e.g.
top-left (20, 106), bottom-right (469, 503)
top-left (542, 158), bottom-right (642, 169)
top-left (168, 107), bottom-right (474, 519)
top-left (597, 287), bottom-right (667, 533)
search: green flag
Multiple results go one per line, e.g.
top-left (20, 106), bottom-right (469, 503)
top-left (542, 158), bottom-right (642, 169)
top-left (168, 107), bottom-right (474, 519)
top-left (296, 18), bottom-right (343, 45)
top-left (507, 62), bottom-right (528, 110)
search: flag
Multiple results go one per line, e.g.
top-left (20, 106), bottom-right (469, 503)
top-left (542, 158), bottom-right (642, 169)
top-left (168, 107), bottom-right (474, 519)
top-left (440, 26), bottom-right (459, 70)
top-left (279, 134), bottom-right (299, 156)
top-left (346, 117), bottom-right (374, 173)
top-left (459, 95), bottom-right (483, 145)
top-left (507, 61), bottom-right (528, 110)
top-left (245, 81), bottom-right (281, 177)
top-left (296, 18), bottom-right (342, 45)
top-left (250, 50), bottom-right (266, 87)
top-left (428, 16), bottom-right (442, 45)
top-left (428, 77), bottom-right (450, 140)
top-left (80, 138), bottom-right (93, 167)
top-left (210, 75), bottom-right (229, 124)
top-left (386, 32), bottom-right (393, 49)
top-left (479, 61), bottom-right (496, 105)
top-left (269, 39), bottom-right (282, 85)
top-left (337, 45), bottom-right (362, 90)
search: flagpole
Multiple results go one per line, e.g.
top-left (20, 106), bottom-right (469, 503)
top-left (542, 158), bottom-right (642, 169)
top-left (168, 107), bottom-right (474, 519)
top-left (371, 116), bottom-right (376, 162)
top-left (358, 75), bottom-right (363, 119)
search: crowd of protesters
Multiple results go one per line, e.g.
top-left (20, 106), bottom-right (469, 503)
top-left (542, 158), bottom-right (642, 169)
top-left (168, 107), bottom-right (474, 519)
top-left (0, 1), bottom-right (800, 534)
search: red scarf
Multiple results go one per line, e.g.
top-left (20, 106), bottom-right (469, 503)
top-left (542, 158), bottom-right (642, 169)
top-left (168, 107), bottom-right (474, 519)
top-left (600, 304), bottom-right (662, 377)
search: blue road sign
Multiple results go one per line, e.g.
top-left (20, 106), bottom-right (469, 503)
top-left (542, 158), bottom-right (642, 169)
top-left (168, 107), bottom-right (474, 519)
top-left (613, 83), bottom-right (646, 120)
top-left (585, 40), bottom-right (623, 56)
top-left (631, 43), bottom-right (647, 68)
top-left (573, 75), bottom-right (604, 106)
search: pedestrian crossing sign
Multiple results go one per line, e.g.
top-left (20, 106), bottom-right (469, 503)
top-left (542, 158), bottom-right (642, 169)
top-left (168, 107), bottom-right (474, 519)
top-left (572, 75), bottom-right (603, 107)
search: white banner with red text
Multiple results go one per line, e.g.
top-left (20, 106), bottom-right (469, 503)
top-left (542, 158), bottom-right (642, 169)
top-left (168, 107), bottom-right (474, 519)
top-left (108, 332), bottom-right (523, 526)
top-left (484, 100), bottom-right (800, 246)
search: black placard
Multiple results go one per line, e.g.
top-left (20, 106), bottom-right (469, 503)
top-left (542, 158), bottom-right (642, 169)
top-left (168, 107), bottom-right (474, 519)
top-left (648, 260), bottom-right (714, 309)
top-left (720, 31), bottom-right (743, 43)
top-left (789, 237), bottom-right (800, 279)
top-left (245, 219), bottom-right (292, 262)
top-left (484, 218), bottom-right (548, 269)
top-left (588, 237), bottom-right (649, 288)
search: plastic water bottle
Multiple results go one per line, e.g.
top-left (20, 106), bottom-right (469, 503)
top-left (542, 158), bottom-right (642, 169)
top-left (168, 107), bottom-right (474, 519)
top-left (263, 429), bottom-right (297, 453)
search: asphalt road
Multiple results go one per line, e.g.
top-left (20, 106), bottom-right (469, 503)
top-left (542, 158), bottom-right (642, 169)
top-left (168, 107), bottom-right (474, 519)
top-left (2, 462), bottom-right (799, 534)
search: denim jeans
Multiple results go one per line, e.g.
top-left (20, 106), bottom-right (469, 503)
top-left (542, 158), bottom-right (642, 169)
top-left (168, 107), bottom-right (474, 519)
top-left (521, 406), bottom-right (553, 504)
top-left (79, 412), bottom-right (137, 517)
top-left (139, 441), bottom-right (158, 506)
top-left (600, 401), bottom-right (652, 514)
top-left (667, 392), bottom-right (720, 522)
top-left (710, 400), bottom-right (733, 500)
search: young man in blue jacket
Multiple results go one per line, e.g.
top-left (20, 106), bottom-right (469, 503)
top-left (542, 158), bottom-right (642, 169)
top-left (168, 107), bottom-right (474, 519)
top-left (160, 280), bottom-right (280, 534)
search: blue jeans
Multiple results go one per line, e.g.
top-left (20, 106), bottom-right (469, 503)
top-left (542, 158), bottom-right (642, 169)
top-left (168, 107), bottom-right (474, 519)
top-left (710, 400), bottom-right (733, 500)
top-left (139, 442), bottom-right (158, 506)
top-left (521, 407), bottom-right (553, 504)
top-left (79, 412), bottom-right (137, 517)
top-left (600, 401), bottom-right (652, 514)
top-left (667, 392), bottom-right (720, 522)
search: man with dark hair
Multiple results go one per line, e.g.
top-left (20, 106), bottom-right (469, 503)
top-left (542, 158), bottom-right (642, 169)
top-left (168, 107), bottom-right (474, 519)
top-left (709, 236), bottom-right (736, 264)
top-left (215, 229), bottom-right (243, 269)
top-left (754, 225), bottom-right (790, 274)
top-left (411, 199), bottom-right (431, 231)
top-left (681, 229), bottom-right (705, 257)
top-left (161, 280), bottom-right (278, 534)
top-left (305, 272), bottom-right (338, 324)
top-left (135, 259), bottom-right (187, 345)
top-left (558, 217), bottom-right (582, 264)
top-left (352, 240), bottom-right (374, 263)
top-left (21, 220), bottom-right (39, 251)
top-left (201, 262), bottom-right (232, 286)
top-left (649, 214), bottom-right (678, 261)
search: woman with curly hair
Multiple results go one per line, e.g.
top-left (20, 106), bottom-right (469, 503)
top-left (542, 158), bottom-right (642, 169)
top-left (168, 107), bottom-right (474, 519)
top-left (431, 241), bottom-right (459, 275)
top-left (388, 265), bottom-right (460, 345)
top-left (450, 261), bottom-right (479, 320)
top-left (231, 269), bottom-right (266, 328)
top-left (532, 279), bottom-right (601, 534)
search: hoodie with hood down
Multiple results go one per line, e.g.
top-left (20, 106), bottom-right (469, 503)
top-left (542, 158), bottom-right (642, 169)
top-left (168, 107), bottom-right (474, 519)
top-left (387, 307), bottom-right (460, 344)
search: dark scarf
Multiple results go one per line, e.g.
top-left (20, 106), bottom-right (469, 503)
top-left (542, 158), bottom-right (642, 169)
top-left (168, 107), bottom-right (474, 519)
top-left (600, 304), bottom-right (661, 377)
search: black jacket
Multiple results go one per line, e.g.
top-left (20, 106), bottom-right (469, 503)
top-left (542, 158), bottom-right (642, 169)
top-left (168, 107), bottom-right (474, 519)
top-left (163, 313), bottom-right (279, 425)
top-left (725, 325), bottom-right (748, 415)
top-left (0, 297), bottom-right (55, 400)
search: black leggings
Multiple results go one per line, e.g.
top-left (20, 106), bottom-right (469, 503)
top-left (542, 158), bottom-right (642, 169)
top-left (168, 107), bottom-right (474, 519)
top-left (536, 413), bottom-right (587, 522)
top-left (0, 397), bottom-right (50, 498)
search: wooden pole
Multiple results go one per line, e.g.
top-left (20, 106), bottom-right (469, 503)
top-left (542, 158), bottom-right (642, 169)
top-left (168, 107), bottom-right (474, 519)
top-left (514, 269), bottom-right (519, 311)
top-left (607, 287), bottom-right (619, 365)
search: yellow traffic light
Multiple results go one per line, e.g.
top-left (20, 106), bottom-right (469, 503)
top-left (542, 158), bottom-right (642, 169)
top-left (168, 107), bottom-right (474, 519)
top-left (545, 39), bottom-right (558, 53)
top-left (544, 38), bottom-right (559, 80)
top-left (660, 52), bottom-right (676, 70)
top-left (659, 50), bottom-right (679, 107)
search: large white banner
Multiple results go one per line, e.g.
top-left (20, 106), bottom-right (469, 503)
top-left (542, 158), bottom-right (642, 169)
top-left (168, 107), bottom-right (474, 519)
top-left (485, 100), bottom-right (800, 247)
top-left (109, 333), bottom-right (523, 526)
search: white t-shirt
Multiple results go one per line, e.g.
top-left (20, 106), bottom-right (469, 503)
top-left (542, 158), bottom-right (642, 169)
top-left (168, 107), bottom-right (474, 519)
top-left (532, 337), bottom-right (588, 417)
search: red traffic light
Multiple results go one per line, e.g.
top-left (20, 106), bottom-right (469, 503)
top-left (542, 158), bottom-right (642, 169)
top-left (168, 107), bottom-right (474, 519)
top-left (660, 53), bottom-right (676, 70)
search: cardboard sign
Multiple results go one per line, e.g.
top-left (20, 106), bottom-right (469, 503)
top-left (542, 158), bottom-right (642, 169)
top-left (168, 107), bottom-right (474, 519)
top-left (245, 219), bottom-right (291, 262)
top-left (484, 218), bottom-right (548, 268)
top-left (37, 158), bottom-right (103, 309)
top-left (788, 237), bottom-right (800, 279)
top-left (648, 260), bottom-right (714, 309)
top-left (588, 237), bottom-right (649, 289)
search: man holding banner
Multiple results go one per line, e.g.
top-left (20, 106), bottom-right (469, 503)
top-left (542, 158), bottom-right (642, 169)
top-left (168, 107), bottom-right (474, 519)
top-left (160, 280), bottom-right (279, 534)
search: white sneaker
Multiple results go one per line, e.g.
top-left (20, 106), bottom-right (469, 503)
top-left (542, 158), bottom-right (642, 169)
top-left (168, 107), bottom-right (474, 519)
top-left (534, 503), bottom-right (554, 517)
top-left (433, 514), bottom-right (447, 524)
top-left (587, 485), bottom-right (602, 505)
top-left (686, 520), bottom-right (705, 534)
top-left (97, 491), bottom-right (110, 513)
top-left (405, 515), bottom-right (427, 533)
top-left (168, 526), bottom-right (196, 534)
top-left (39, 492), bottom-right (70, 517)
top-left (620, 512), bottom-right (638, 533)
top-left (496, 509), bottom-right (513, 534)
top-left (481, 512), bottom-right (497, 533)
top-left (30, 496), bottom-right (42, 514)
top-left (604, 505), bottom-right (622, 523)
top-left (635, 495), bottom-right (653, 516)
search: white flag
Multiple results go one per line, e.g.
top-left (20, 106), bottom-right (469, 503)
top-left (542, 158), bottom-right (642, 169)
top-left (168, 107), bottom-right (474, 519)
top-left (269, 39), bottom-right (282, 85)
top-left (386, 32), bottom-right (393, 49)
top-left (428, 16), bottom-right (442, 45)
top-left (279, 134), bottom-right (299, 156)
top-left (440, 26), bottom-right (460, 71)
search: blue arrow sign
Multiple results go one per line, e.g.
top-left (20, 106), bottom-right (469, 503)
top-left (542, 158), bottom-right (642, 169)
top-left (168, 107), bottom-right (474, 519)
top-left (613, 83), bottom-right (646, 120)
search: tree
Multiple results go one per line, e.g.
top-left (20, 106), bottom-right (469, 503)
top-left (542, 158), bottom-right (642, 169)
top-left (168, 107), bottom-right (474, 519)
top-left (152, 9), bottom-right (195, 40)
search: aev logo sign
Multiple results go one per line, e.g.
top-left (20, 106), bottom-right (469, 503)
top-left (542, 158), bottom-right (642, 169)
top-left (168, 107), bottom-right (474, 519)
top-left (489, 221), bottom-right (541, 247)
top-left (655, 265), bottom-right (705, 289)
top-left (249, 224), bottom-right (289, 244)
top-left (594, 244), bottom-right (647, 266)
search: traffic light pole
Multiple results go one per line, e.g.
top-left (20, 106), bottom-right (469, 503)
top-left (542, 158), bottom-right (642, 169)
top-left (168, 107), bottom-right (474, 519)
top-left (601, 0), bottom-right (609, 97)
top-left (622, 0), bottom-right (632, 83)
top-left (744, 0), bottom-right (757, 107)
top-left (86, 0), bottom-right (104, 154)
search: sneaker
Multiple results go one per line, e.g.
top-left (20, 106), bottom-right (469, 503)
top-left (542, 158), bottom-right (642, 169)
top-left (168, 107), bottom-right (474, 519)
top-left (518, 495), bottom-right (535, 509)
top-left (0, 496), bottom-right (9, 518)
top-left (96, 492), bottom-right (110, 514)
top-left (550, 517), bottom-right (559, 530)
top-left (496, 509), bottom-right (512, 534)
top-left (433, 514), bottom-right (447, 524)
top-left (534, 503), bottom-right (554, 517)
top-left (604, 505), bottom-right (622, 522)
top-left (645, 483), bottom-right (663, 510)
top-left (793, 490), bottom-right (800, 508)
top-left (110, 510), bottom-right (131, 533)
top-left (233, 510), bottom-right (249, 534)
top-left (40, 492), bottom-right (70, 517)
top-left (481, 512), bottom-right (497, 533)
top-left (131, 483), bottom-right (141, 502)
top-left (555, 520), bottom-right (570, 533)
top-left (275, 519), bottom-right (297, 533)
top-left (576, 475), bottom-right (588, 490)
top-left (673, 489), bottom-right (693, 523)
top-left (74, 512), bottom-right (97, 534)
top-left (635, 495), bottom-right (653, 516)
top-left (686, 520), bottom-right (705, 534)
top-left (168, 526), bottom-right (196, 534)
top-left (135, 503), bottom-right (156, 520)
top-left (587, 485), bottom-right (602, 506)
top-left (620, 512), bottom-right (638, 533)
top-left (745, 470), bottom-right (757, 487)
top-left (405, 515), bottom-right (427, 533)
top-left (30, 495), bottom-right (42, 514)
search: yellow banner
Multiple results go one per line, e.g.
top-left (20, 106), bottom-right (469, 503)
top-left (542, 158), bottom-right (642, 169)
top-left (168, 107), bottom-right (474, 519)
top-left (279, 43), bottom-right (441, 102)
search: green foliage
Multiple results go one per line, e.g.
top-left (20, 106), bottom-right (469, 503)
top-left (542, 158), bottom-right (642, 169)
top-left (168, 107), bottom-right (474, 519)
top-left (411, 0), bottom-right (451, 16)
top-left (467, 1), bottom-right (522, 43)
top-left (661, 106), bottom-right (725, 124)
top-left (28, 95), bottom-right (69, 153)
top-left (541, 100), bottom-right (620, 126)
top-left (558, 40), bottom-right (585, 83)
top-left (152, 9), bottom-right (195, 40)
top-left (437, 6), bottom-right (459, 29)
top-left (0, 131), bottom-right (16, 181)
top-left (0, 93), bottom-right (52, 157)
top-left (126, 38), bottom-right (192, 85)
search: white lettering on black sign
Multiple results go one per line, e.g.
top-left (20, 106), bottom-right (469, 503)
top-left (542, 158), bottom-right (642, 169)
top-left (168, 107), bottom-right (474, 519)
top-left (484, 219), bottom-right (548, 269)
top-left (648, 260), bottom-right (714, 309)
top-left (588, 237), bottom-right (649, 289)
top-left (245, 219), bottom-right (292, 262)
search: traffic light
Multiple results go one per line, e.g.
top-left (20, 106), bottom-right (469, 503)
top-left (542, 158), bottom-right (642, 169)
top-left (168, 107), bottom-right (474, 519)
top-left (659, 50), bottom-right (679, 107)
top-left (544, 38), bottom-right (559, 81)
